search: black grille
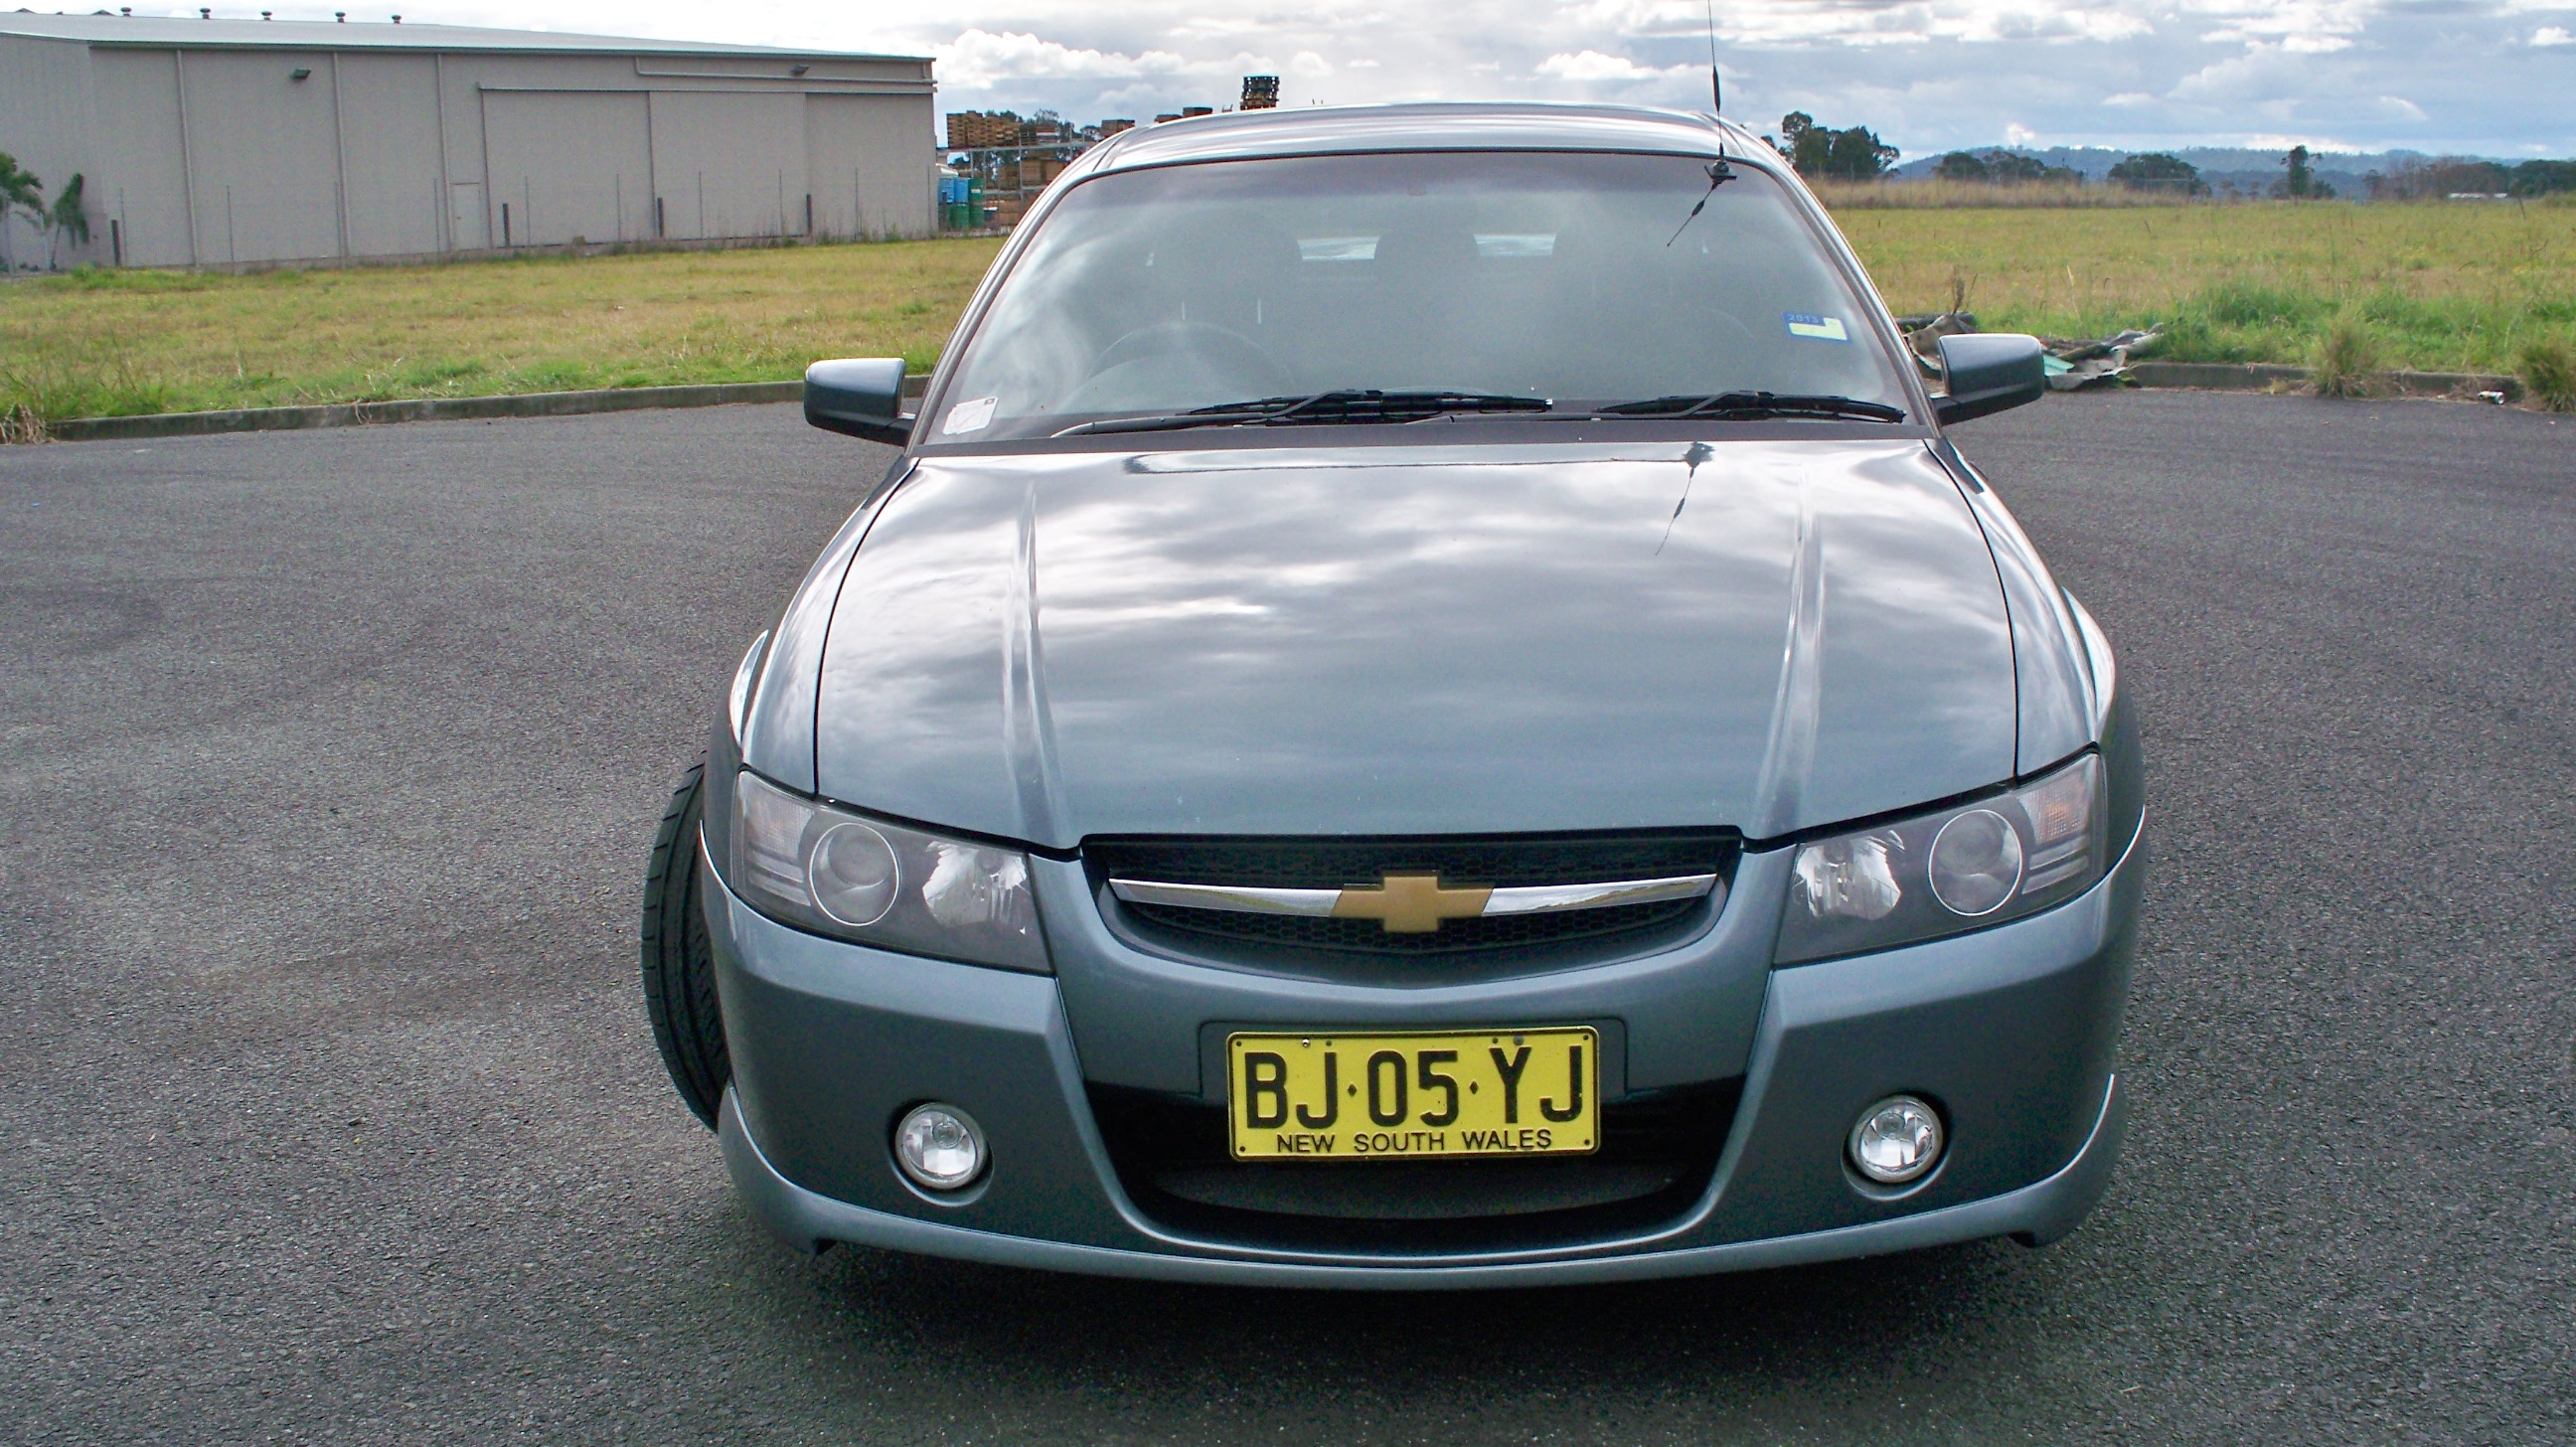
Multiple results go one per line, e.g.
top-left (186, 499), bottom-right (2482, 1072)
top-left (1088, 1079), bottom-right (1742, 1253)
top-left (1085, 831), bottom-right (1736, 967)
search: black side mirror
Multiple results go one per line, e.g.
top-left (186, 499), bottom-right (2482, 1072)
top-left (804, 358), bottom-right (912, 444)
top-left (1934, 334), bottom-right (2047, 426)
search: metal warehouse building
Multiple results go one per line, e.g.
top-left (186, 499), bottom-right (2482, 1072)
top-left (0, 12), bottom-right (935, 269)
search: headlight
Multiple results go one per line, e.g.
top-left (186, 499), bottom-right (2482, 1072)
top-left (1775, 753), bottom-right (2103, 964)
top-left (730, 770), bottom-right (1048, 972)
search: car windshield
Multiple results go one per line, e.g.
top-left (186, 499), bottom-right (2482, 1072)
top-left (926, 149), bottom-right (1913, 443)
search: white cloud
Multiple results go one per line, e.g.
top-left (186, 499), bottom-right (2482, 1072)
top-left (1534, 49), bottom-right (1690, 81)
top-left (1564, 0), bottom-right (2148, 48)
top-left (2229, 132), bottom-right (2360, 152)
top-left (1165, 16), bottom-right (1274, 41)
top-left (2191, 0), bottom-right (2375, 59)
top-left (400, 0), bottom-right (2574, 157)
top-left (931, 28), bottom-right (1189, 88)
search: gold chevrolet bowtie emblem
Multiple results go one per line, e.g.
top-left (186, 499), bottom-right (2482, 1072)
top-left (1330, 874), bottom-right (1495, 933)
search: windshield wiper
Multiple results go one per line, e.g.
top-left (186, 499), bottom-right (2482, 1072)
top-left (1053, 390), bottom-right (1552, 436)
top-left (1583, 392), bottom-right (1906, 424)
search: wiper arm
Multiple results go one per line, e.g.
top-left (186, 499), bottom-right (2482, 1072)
top-left (1053, 390), bottom-right (1552, 437)
top-left (1583, 392), bottom-right (1907, 423)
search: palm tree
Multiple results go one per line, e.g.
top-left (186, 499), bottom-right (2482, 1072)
top-left (0, 151), bottom-right (44, 272)
top-left (47, 173), bottom-right (87, 269)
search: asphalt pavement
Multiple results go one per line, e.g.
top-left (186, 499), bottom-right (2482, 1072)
top-left (2, 392), bottom-right (2570, 1445)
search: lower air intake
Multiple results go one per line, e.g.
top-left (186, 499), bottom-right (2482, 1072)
top-left (1087, 1079), bottom-right (1742, 1254)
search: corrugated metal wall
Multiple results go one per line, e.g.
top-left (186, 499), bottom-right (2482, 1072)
top-left (0, 32), bottom-right (934, 268)
top-left (483, 90), bottom-right (652, 246)
top-left (648, 90), bottom-right (806, 241)
top-left (0, 36), bottom-right (95, 270)
top-left (86, 50), bottom-right (191, 266)
top-left (337, 54), bottom-right (444, 256)
top-left (176, 50), bottom-right (344, 265)
top-left (808, 93), bottom-right (932, 241)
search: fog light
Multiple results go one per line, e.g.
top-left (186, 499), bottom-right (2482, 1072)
top-left (1849, 1095), bottom-right (1943, 1185)
top-left (893, 1103), bottom-right (985, 1191)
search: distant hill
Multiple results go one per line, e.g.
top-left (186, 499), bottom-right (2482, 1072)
top-left (1891, 145), bottom-right (2472, 197)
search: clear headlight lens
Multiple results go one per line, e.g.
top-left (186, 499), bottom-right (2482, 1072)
top-left (808, 821), bottom-right (900, 926)
top-left (731, 770), bottom-right (1047, 972)
top-left (1775, 753), bottom-right (2103, 964)
top-left (1928, 809), bottom-right (2021, 916)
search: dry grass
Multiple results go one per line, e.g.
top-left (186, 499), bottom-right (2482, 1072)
top-left (0, 237), bottom-right (1001, 421)
top-left (2521, 336), bottom-right (2576, 410)
top-left (0, 402), bottom-right (48, 443)
top-left (2310, 313), bottom-right (2385, 397)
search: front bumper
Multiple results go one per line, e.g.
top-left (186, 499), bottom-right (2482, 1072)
top-left (721, 1073), bottom-right (2122, 1288)
top-left (707, 824), bottom-right (2142, 1287)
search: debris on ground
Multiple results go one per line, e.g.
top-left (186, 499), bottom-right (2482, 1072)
top-left (1896, 310), bottom-right (1978, 380)
top-left (0, 402), bottom-right (51, 445)
top-left (1896, 313), bottom-right (2167, 391)
top-left (2040, 326), bottom-right (2166, 390)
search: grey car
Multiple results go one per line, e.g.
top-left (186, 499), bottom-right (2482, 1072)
top-left (640, 102), bottom-right (2143, 1287)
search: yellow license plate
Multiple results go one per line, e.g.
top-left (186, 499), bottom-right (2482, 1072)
top-left (1225, 1028), bottom-right (1599, 1161)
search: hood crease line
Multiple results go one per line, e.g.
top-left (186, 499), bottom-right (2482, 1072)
top-left (1749, 481), bottom-right (1824, 840)
top-left (1004, 478), bottom-right (1069, 845)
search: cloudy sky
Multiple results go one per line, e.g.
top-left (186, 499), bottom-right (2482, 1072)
top-left (265, 2), bottom-right (2576, 156)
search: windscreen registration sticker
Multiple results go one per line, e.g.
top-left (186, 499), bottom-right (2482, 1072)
top-left (1784, 313), bottom-right (1851, 342)
top-left (942, 395), bottom-right (999, 435)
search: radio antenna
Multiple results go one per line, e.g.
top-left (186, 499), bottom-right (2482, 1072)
top-left (1705, 0), bottom-right (1721, 114)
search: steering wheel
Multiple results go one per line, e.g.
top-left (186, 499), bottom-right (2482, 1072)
top-left (1094, 321), bottom-right (1289, 393)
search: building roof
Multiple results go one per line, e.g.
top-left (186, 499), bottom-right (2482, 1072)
top-left (1087, 102), bottom-right (1767, 174)
top-left (0, 11), bottom-right (927, 62)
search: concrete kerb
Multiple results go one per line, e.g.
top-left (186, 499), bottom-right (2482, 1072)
top-left (2126, 361), bottom-right (2525, 402)
top-left (33, 364), bottom-right (2534, 443)
top-left (45, 374), bottom-right (931, 444)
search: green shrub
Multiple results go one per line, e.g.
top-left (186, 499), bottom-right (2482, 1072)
top-left (2519, 336), bottom-right (2576, 412)
top-left (2311, 314), bottom-right (2383, 398)
top-left (0, 354), bottom-right (175, 424)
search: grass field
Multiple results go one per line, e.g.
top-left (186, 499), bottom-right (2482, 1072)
top-left (4, 198), bottom-right (2573, 425)
top-left (1839, 197), bottom-right (2576, 376)
top-left (0, 239), bottom-right (1002, 424)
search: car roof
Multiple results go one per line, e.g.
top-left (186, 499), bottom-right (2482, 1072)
top-left (1085, 102), bottom-right (1769, 173)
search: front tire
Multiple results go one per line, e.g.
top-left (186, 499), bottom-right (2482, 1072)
top-left (641, 753), bottom-right (728, 1128)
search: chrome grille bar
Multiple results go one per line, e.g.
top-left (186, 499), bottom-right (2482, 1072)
top-left (1108, 874), bottom-right (1718, 918)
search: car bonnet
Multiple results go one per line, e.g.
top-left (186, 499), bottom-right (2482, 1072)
top-left (797, 438), bottom-right (2017, 850)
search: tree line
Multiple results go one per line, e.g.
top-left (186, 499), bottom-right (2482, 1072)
top-left (2362, 155), bottom-right (2576, 200)
top-left (1763, 115), bottom-right (2575, 201)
